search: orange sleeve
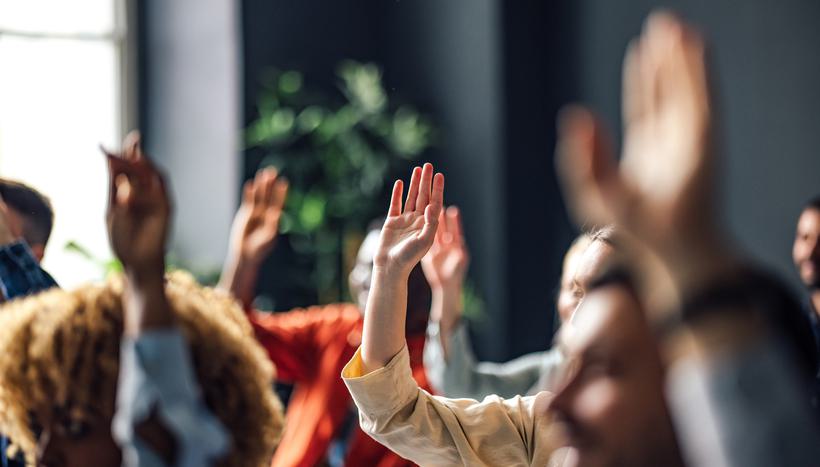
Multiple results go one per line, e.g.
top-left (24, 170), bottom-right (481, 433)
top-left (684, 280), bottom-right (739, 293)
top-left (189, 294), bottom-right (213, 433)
top-left (249, 304), bottom-right (358, 383)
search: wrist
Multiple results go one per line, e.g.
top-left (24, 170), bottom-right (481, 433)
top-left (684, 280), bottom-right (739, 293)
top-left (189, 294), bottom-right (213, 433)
top-left (431, 286), bottom-right (463, 325)
top-left (371, 264), bottom-right (412, 285)
top-left (125, 260), bottom-right (165, 289)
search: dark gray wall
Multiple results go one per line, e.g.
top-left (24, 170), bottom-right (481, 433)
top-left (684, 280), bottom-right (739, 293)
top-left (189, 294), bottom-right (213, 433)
top-left (575, 0), bottom-right (820, 288)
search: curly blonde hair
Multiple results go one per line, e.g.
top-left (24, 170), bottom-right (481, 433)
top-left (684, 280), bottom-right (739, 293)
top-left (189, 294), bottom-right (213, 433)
top-left (0, 271), bottom-right (284, 466)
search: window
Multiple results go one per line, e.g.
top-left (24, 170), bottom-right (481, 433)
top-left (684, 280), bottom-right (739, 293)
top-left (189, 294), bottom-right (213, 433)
top-left (0, 0), bottom-right (133, 286)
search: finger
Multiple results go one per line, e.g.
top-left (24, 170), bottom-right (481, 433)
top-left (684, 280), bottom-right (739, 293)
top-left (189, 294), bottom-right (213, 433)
top-left (429, 172), bottom-right (444, 215)
top-left (555, 106), bottom-right (619, 227)
top-left (419, 201), bottom-right (442, 243)
top-left (437, 205), bottom-right (450, 236)
top-left (388, 180), bottom-right (404, 217)
top-left (404, 166), bottom-right (422, 213)
top-left (622, 39), bottom-right (643, 128)
top-left (242, 179), bottom-right (254, 205)
top-left (422, 172), bottom-right (444, 232)
top-left (262, 168), bottom-right (278, 206)
top-left (115, 174), bottom-right (133, 207)
top-left (104, 152), bottom-right (138, 207)
top-left (447, 206), bottom-right (463, 245)
top-left (272, 178), bottom-right (289, 211)
top-left (123, 130), bottom-right (141, 161)
top-left (252, 170), bottom-right (265, 207)
top-left (415, 163), bottom-right (434, 212)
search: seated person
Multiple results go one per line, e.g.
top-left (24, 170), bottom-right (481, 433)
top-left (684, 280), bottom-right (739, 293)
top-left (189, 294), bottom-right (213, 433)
top-left (0, 180), bottom-right (57, 303)
top-left (0, 135), bottom-right (284, 467)
top-left (424, 222), bottom-right (617, 398)
top-left (0, 182), bottom-right (57, 466)
top-left (217, 168), bottom-right (433, 467)
top-left (343, 13), bottom-right (820, 467)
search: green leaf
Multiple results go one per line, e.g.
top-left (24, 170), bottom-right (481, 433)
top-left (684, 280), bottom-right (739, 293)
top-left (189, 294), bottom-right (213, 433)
top-left (279, 71), bottom-right (303, 94)
top-left (299, 194), bottom-right (326, 231)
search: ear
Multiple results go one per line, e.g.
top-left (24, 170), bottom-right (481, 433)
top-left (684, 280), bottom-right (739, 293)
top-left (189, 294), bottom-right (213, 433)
top-left (29, 244), bottom-right (45, 263)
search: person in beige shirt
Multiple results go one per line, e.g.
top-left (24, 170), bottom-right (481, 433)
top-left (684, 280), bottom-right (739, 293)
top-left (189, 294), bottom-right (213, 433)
top-left (343, 10), bottom-right (820, 467)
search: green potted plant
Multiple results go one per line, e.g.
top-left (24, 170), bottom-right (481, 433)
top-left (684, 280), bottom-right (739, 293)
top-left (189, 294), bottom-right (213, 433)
top-left (246, 60), bottom-right (435, 303)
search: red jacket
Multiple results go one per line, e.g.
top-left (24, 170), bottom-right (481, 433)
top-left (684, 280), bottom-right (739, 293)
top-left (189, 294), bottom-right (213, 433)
top-left (250, 303), bottom-right (430, 467)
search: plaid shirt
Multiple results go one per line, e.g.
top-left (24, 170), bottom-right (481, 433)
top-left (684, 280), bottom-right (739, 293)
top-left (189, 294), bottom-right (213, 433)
top-left (0, 241), bottom-right (57, 467)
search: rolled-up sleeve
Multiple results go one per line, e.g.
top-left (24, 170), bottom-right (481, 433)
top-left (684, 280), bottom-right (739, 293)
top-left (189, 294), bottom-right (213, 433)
top-left (343, 345), bottom-right (558, 467)
top-left (112, 329), bottom-right (230, 467)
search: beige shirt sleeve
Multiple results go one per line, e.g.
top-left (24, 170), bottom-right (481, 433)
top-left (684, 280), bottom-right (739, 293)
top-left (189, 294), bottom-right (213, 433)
top-left (342, 345), bottom-right (560, 467)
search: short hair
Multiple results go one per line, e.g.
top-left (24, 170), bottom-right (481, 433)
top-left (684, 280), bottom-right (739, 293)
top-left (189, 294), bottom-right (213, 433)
top-left (804, 195), bottom-right (820, 212)
top-left (0, 271), bottom-right (284, 466)
top-left (0, 179), bottom-right (54, 247)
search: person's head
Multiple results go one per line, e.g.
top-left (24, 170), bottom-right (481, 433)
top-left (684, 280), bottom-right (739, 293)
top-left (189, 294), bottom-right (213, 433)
top-left (0, 272), bottom-right (284, 467)
top-left (556, 226), bottom-right (618, 324)
top-left (793, 197), bottom-right (820, 290)
top-left (0, 179), bottom-right (54, 262)
top-left (549, 269), bottom-right (682, 467)
top-left (349, 219), bottom-right (432, 335)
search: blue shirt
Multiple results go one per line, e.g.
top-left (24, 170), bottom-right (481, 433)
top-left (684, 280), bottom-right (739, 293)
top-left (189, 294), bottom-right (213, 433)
top-left (112, 330), bottom-right (229, 467)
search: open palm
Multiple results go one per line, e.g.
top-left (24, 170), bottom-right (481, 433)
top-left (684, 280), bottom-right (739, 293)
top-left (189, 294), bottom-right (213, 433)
top-left (230, 167), bottom-right (288, 264)
top-left (557, 12), bottom-right (715, 254)
top-left (376, 163), bottom-right (445, 278)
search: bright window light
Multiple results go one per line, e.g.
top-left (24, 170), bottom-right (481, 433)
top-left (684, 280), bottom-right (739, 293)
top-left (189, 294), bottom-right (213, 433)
top-left (0, 0), bottom-right (126, 287)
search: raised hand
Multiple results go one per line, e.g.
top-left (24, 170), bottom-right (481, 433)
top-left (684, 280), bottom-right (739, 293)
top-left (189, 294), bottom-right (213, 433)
top-left (218, 168), bottom-right (288, 306)
top-left (361, 163), bottom-right (444, 372)
top-left (556, 12), bottom-right (732, 302)
top-left (228, 168), bottom-right (289, 266)
top-left (422, 206), bottom-right (469, 355)
top-left (422, 206), bottom-right (470, 291)
top-left (103, 131), bottom-right (171, 277)
top-left (375, 163), bottom-right (445, 278)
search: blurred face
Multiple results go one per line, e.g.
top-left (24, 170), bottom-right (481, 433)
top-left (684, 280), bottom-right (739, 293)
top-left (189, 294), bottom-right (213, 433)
top-left (556, 238), bottom-right (591, 323)
top-left (5, 207), bottom-right (45, 262)
top-left (4, 206), bottom-right (25, 239)
top-left (35, 408), bottom-right (120, 467)
top-left (549, 286), bottom-right (681, 467)
top-left (556, 240), bottom-right (614, 323)
top-left (348, 229), bottom-right (431, 333)
top-left (349, 230), bottom-right (380, 311)
top-left (794, 208), bottom-right (820, 290)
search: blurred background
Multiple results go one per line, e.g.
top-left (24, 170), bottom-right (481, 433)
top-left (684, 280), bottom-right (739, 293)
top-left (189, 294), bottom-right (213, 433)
top-left (1, 0), bottom-right (819, 361)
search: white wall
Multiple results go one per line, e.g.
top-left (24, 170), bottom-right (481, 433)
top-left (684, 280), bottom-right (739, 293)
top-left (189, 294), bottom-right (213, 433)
top-left (143, 0), bottom-right (240, 274)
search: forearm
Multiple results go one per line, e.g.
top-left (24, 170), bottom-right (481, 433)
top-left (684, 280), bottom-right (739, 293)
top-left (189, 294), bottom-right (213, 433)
top-left (430, 285), bottom-right (463, 360)
top-left (361, 268), bottom-right (408, 373)
top-left (124, 266), bottom-right (173, 337)
top-left (217, 255), bottom-right (259, 308)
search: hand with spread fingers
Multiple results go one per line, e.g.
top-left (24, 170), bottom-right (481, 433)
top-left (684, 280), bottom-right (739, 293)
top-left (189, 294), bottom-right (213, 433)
top-left (218, 168), bottom-right (288, 306)
top-left (374, 163), bottom-right (445, 279)
top-left (362, 163), bottom-right (445, 372)
top-left (555, 12), bottom-right (735, 309)
top-left (230, 168), bottom-right (289, 266)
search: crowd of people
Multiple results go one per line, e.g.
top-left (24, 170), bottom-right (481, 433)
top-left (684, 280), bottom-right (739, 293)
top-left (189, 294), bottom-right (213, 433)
top-left (0, 10), bottom-right (818, 467)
